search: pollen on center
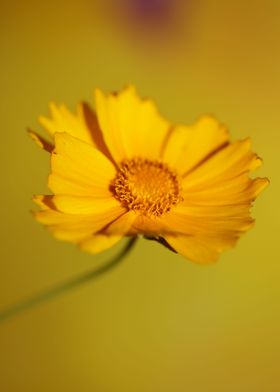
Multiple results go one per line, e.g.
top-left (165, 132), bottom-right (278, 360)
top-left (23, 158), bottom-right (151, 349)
top-left (112, 158), bottom-right (182, 216)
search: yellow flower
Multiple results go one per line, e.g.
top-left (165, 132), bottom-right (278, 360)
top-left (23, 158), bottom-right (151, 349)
top-left (30, 86), bottom-right (268, 263)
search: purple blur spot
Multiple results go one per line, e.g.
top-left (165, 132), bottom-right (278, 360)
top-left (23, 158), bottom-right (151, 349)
top-left (126, 0), bottom-right (174, 24)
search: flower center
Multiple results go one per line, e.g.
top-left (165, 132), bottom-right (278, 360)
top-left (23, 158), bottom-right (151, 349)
top-left (112, 158), bottom-right (181, 216)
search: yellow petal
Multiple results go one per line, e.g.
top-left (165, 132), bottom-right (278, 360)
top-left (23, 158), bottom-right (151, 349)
top-left (28, 129), bottom-right (53, 152)
top-left (158, 206), bottom-right (254, 236)
top-left (130, 215), bottom-right (169, 235)
top-left (34, 206), bottom-right (112, 228)
top-left (164, 235), bottom-right (233, 264)
top-left (95, 86), bottom-right (170, 163)
top-left (79, 102), bottom-right (113, 160)
top-left (79, 234), bottom-right (123, 254)
top-left (181, 138), bottom-right (261, 190)
top-left (50, 132), bottom-right (116, 197)
top-left (33, 194), bottom-right (125, 227)
top-left (37, 212), bottom-right (122, 234)
top-left (34, 198), bottom-right (125, 242)
top-left (181, 177), bottom-right (269, 206)
top-left (53, 195), bottom-right (122, 215)
top-left (163, 116), bottom-right (229, 175)
top-left (49, 227), bottom-right (95, 243)
top-left (39, 102), bottom-right (95, 145)
top-left (105, 210), bottom-right (137, 235)
top-left (173, 203), bottom-right (251, 218)
top-left (48, 174), bottom-right (98, 197)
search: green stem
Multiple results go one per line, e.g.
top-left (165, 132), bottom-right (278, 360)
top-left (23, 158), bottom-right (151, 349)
top-left (0, 237), bottom-right (137, 323)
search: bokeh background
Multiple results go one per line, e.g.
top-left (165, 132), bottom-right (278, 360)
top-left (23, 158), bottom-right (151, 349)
top-left (1, 1), bottom-right (279, 391)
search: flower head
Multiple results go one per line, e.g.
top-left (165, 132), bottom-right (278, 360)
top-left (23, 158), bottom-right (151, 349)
top-left (30, 86), bottom-right (268, 263)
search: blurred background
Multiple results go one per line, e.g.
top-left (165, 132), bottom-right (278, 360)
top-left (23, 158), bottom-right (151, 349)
top-left (0, 0), bottom-right (279, 391)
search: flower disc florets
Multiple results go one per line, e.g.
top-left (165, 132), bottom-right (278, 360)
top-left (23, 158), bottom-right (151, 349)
top-left (112, 158), bottom-right (181, 216)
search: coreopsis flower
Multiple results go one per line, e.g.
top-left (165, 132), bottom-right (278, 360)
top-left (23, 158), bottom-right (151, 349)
top-left (30, 86), bottom-right (268, 263)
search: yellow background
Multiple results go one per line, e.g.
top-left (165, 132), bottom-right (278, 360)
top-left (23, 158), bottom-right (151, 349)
top-left (0, 1), bottom-right (279, 391)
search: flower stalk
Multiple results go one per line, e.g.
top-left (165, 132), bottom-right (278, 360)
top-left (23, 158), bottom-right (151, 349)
top-left (0, 237), bottom-right (137, 323)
